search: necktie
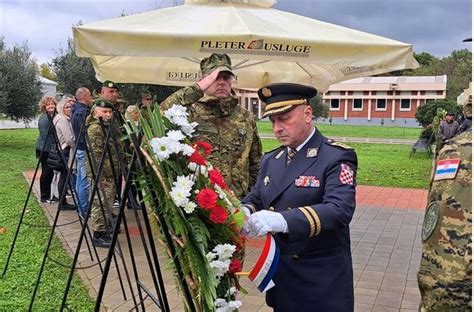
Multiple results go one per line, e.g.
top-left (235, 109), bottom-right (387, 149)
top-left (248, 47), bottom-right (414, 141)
top-left (286, 148), bottom-right (296, 166)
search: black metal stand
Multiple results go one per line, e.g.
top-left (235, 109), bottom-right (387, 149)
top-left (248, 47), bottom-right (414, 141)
top-left (3, 110), bottom-right (171, 311)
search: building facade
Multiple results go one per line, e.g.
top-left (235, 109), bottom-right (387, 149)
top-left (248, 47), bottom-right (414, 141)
top-left (235, 75), bottom-right (447, 127)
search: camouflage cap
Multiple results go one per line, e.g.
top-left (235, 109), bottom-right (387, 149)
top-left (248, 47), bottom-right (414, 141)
top-left (92, 98), bottom-right (114, 110)
top-left (200, 53), bottom-right (235, 76)
top-left (141, 91), bottom-right (152, 99)
top-left (258, 83), bottom-right (317, 118)
top-left (102, 80), bottom-right (119, 90)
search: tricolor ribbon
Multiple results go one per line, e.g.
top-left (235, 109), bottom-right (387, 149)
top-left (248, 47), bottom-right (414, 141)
top-left (248, 234), bottom-right (280, 292)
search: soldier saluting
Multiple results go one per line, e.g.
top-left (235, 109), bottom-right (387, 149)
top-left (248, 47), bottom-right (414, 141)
top-left (160, 53), bottom-right (262, 198)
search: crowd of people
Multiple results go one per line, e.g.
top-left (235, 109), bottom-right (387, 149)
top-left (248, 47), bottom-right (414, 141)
top-left (33, 52), bottom-right (471, 311)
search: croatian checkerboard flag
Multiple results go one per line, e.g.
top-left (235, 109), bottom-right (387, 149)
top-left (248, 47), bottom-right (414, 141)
top-left (249, 234), bottom-right (280, 292)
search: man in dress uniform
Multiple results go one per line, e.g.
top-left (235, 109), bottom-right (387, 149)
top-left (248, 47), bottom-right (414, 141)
top-left (242, 83), bottom-right (357, 312)
top-left (417, 87), bottom-right (472, 311)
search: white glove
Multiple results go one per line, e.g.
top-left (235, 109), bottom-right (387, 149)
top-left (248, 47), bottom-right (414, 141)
top-left (248, 210), bottom-right (289, 237)
top-left (241, 206), bottom-right (252, 236)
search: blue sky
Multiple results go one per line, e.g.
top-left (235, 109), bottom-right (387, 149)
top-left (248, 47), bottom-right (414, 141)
top-left (1, 0), bottom-right (472, 65)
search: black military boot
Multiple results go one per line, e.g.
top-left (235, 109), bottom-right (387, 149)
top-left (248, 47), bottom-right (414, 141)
top-left (92, 231), bottom-right (111, 248)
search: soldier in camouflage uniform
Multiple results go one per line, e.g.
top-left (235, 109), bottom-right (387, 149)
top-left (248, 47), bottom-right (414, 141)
top-left (86, 99), bottom-right (118, 248)
top-left (160, 53), bottom-right (262, 198)
top-left (417, 90), bottom-right (472, 311)
top-left (139, 91), bottom-right (153, 122)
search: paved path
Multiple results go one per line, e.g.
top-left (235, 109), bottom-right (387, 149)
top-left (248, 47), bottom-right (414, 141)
top-left (23, 170), bottom-right (427, 311)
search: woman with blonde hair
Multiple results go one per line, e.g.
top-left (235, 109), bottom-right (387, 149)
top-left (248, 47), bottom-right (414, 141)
top-left (52, 95), bottom-right (76, 210)
top-left (35, 96), bottom-right (57, 203)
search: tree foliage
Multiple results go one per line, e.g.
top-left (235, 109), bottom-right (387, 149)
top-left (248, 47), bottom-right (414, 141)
top-left (51, 38), bottom-right (179, 105)
top-left (51, 38), bottom-right (101, 95)
top-left (309, 94), bottom-right (329, 119)
top-left (400, 50), bottom-right (472, 100)
top-left (0, 37), bottom-right (42, 121)
top-left (414, 98), bottom-right (460, 128)
top-left (39, 63), bottom-right (57, 81)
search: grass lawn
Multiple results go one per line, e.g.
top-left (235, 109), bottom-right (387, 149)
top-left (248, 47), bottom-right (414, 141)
top-left (0, 129), bottom-right (94, 310)
top-left (257, 121), bottom-right (422, 139)
top-left (262, 139), bottom-right (432, 189)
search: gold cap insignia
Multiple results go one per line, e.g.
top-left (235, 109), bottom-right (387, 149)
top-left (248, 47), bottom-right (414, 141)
top-left (262, 87), bottom-right (272, 97)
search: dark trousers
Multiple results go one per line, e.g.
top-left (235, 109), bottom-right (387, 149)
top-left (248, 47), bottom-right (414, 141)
top-left (58, 168), bottom-right (72, 205)
top-left (36, 149), bottom-right (55, 201)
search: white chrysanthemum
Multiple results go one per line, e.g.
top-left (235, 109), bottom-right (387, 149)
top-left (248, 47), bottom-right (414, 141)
top-left (215, 299), bottom-right (242, 312)
top-left (215, 298), bottom-right (227, 308)
top-left (210, 259), bottom-right (230, 278)
top-left (164, 105), bottom-right (188, 120)
top-left (213, 244), bottom-right (236, 260)
top-left (158, 137), bottom-right (179, 154)
top-left (174, 175), bottom-right (194, 191)
top-left (181, 121), bottom-right (198, 137)
top-left (167, 130), bottom-right (185, 142)
top-left (227, 300), bottom-right (242, 310)
top-left (187, 162), bottom-right (209, 176)
top-left (206, 252), bottom-right (217, 262)
top-left (150, 137), bottom-right (172, 161)
top-left (225, 287), bottom-right (238, 296)
top-left (183, 201), bottom-right (197, 214)
top-left (169, 187), bottom-right (190, 208)
top-left (180, 144), bottom-right (195, 156)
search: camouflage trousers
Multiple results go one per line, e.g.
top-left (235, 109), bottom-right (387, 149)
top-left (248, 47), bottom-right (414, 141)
top-left (418, 268), bottom-right (472, 311)
top-left (90, 179), bottom-right (117, 233)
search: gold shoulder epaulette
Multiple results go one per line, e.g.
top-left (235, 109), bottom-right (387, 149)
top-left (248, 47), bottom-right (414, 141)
top-left (326, 140), bottom-right (353, 150)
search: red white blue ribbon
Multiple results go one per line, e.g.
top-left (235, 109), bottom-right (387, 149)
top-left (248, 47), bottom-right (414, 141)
top-left (248, 234), bottom-right (280, 292)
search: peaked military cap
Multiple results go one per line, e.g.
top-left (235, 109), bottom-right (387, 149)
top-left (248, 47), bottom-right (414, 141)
top-left (102, 80), bottom-right (119, 90)
top-left (200, 53), bottom-right (235, 76)
top-left (258, 83), bottom-right (317, 118)
top-left (92, 99), bottom-right (114, 110)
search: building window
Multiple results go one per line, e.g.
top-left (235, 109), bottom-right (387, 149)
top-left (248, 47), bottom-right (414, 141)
top-left (376, 99), bottom-right (386, 111)
top-left (400, 99), bottom-right (411, 111)
top-left (330, 99), bottom-right (340, 110)
top-left (353, 99), bottom-right (363, 111)
top-left (425, 99), bottom-right (435, 104)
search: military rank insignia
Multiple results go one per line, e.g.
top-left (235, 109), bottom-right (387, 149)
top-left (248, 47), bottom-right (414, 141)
top-left (434, 158), bottom-right (460, 181)
top-left (295, 176), bottom-right (320, 187)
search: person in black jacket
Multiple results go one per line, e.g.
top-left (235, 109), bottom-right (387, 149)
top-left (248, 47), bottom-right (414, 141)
top-left (35, 96), bottom-right (57, 203)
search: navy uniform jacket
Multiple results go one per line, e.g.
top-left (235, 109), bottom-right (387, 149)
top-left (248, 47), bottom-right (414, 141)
top-left (242, 128), bottom-right (357, 312)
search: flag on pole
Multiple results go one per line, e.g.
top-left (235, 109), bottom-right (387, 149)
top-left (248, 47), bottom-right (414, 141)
top-left (248, 234), bottom-right (280, 292)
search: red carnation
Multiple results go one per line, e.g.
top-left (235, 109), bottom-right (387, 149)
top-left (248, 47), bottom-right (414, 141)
top-left (188, 150), bottom-right (206, 166)
top-left (209, 205), bottom-right (228, 224)
top-left (195, 188), bottom-right (218, 210)
top-left (229, 259), bottom-right (243, 274)
top-left (194, 141), bottom-right (212, 156)
top-left (209, 169), bottom-right (228, 189)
